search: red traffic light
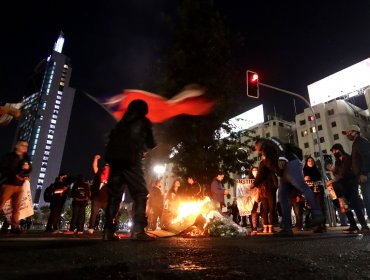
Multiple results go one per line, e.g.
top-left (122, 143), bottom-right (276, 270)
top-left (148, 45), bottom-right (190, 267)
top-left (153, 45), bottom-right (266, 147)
top-left (246, 70), bottom-right (259, 98)
top-left (250, 73), bottom-right (259, 83)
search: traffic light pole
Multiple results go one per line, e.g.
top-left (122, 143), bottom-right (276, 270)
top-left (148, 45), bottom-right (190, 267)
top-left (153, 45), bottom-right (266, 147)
top-left (258, 82), bottom-right (337, 226)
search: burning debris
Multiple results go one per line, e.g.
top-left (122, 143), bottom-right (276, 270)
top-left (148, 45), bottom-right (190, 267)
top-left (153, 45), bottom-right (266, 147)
top-left (162, 196), bottom-right (248, 237)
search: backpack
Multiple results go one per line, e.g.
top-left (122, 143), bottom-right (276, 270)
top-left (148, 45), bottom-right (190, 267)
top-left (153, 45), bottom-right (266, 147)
top-left (43, 184), bottom-right (53, 203)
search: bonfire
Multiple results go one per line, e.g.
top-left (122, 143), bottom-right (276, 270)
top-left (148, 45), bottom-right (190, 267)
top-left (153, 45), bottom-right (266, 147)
top-left (165, 197), bottom-right (248, 237)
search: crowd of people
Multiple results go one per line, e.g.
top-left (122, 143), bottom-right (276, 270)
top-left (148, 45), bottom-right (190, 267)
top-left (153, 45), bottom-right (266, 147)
top-left (1, 98), bottom-right (369, 240)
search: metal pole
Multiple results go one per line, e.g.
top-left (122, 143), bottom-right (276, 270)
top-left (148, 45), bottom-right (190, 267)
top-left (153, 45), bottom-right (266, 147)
top-left (258, 82), bottom-right (337, 227)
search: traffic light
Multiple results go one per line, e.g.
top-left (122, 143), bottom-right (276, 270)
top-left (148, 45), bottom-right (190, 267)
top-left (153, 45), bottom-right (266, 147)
top-left (246, 70), bottom-right (259, 98)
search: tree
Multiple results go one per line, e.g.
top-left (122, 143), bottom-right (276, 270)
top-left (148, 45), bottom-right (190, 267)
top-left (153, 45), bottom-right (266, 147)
top-left (147, 0), bottom-right (256, 185)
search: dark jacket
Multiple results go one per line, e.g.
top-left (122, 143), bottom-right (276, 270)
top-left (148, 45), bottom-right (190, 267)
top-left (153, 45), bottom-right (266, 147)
top-left (351, 136), bottom-right (370, 177)
top-left (332, 152), bottom-right (357, 197)
top-left (258, 137), bottom-right (300, 176)
top-left (0, 152), bottom-right (32, 186)
top-left (148, 186), bottom-right (163, 211)
top-left (182, 182), bottom-right (202, 199)
top-left (104, 110), bottom-right (156, 164)
top-left (71, 181), bottom-right (90, 206)
top-left (253, 160), bottom-right (278, 193)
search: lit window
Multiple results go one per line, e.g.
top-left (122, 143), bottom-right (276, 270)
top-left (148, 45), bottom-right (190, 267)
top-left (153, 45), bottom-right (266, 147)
top-left (47, 135), bottom-right (53, 139)
top-left (39, 173), bottom-right (45, 178)
top-left (40, 168), bottom-right (46, 172)
top-left (43, 156), bottom-right (49, 161)
top-left (44, 151), bottom-right (50, 156)
top-left (56, 100), bottom-right (61, 104)
top-left (38, 179), bottom-right (44, 184)
top-left (46, 140), bottom-right (52, 145)
top-left (51, 119), bottom-right (56, 124)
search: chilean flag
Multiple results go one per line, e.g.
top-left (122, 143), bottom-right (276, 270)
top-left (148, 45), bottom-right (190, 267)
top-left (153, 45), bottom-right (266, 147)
top-left (103, 87), bottom-right (215, 123)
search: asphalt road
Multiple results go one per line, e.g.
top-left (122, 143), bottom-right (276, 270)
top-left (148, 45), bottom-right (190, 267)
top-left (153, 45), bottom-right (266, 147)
top-left (0, 228), bottom-right (369, 280)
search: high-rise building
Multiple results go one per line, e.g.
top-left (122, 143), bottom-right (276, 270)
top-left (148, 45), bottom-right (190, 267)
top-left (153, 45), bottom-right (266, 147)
top-left (16, 32), bottom-right (75, 208)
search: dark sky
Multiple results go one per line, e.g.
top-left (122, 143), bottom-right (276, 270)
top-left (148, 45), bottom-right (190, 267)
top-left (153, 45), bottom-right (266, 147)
top-left (2, 0), bottom-right (370, 178)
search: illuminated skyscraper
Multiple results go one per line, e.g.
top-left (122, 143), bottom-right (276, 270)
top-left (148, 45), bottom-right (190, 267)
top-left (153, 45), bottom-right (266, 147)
top-left (16, 32), bottom-right (75, 208)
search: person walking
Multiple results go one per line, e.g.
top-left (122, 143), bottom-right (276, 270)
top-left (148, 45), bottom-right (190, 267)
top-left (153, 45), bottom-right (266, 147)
top-left (104, 99), bottom-right (157, 241)
top-left (342, 125), bottom-right (370, 222)
top-left (254, 137), bottom-right (325, 237)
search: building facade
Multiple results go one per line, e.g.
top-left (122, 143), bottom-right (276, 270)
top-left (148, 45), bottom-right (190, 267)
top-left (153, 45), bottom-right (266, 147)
top-left (295, 92), bottom-right (370, 161)
top-left (16, 33), bottom-right (75, 208)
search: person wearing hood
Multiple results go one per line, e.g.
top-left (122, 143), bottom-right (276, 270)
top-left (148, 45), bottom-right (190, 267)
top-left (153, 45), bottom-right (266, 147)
top-left (104, 99), bottom-right (157, 241)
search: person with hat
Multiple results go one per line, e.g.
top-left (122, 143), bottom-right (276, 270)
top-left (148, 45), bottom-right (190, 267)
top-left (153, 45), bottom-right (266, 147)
top-left (342, 125), bottom-right (370, 223)
top-left (328, 143), bottom-right (369, 233)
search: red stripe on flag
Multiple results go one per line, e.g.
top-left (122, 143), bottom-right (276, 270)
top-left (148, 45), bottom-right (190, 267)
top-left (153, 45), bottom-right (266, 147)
top-left (112, 89), bottom-right (215, 123)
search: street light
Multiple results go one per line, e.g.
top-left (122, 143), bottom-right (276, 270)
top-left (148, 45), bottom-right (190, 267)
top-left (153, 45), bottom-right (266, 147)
top-left (153, 164), bottom-right (166, 178)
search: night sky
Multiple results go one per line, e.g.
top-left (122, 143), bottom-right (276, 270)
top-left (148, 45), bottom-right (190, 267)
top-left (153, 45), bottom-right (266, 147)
top-left (2, 0), bottom-right (370, 178)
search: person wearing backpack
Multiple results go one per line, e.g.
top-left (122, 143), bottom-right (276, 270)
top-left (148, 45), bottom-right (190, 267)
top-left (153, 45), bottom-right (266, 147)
top-left (254, 137), bottom-right (325, 237)
top-left (65, 174), bottom-right (90, 234)
top-left (45, 173), bottom-right (69, 233)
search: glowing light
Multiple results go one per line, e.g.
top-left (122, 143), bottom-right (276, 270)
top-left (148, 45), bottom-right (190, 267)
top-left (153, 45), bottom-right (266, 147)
top-left (307, 57), bottom-right (370, 106)
top-left (172, 197), bottom-right (212, 224)
top-left (218, 104), bottom-right (264, 138)
top-left (251, 73), bottom-right (259, 83)
top-left (53, 33), bottom-right (65, 53)
top-left (153, 164), bottom-right (165, 177)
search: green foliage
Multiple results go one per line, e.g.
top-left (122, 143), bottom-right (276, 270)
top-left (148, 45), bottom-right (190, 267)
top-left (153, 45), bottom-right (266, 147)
top-left (208, 218), bottom-right (240, 237)
top-left (146, 0), bottom-right (256, 185)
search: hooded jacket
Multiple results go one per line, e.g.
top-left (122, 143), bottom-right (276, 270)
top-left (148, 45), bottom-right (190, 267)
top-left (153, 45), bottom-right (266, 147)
top-left (105, 100), bottom-right (156, 163)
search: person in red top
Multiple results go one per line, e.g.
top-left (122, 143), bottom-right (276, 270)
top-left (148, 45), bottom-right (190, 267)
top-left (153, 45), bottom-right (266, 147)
top-left (87, 155), bottom-right (109, 234)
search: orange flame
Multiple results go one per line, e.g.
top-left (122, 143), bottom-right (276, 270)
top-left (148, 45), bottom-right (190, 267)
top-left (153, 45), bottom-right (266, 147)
top-left (171, 196), bottom-right (212, 225)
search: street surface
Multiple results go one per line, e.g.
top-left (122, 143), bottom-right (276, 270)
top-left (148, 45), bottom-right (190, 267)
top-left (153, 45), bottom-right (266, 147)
top-left (0, 228), bottom-right (369, 280)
